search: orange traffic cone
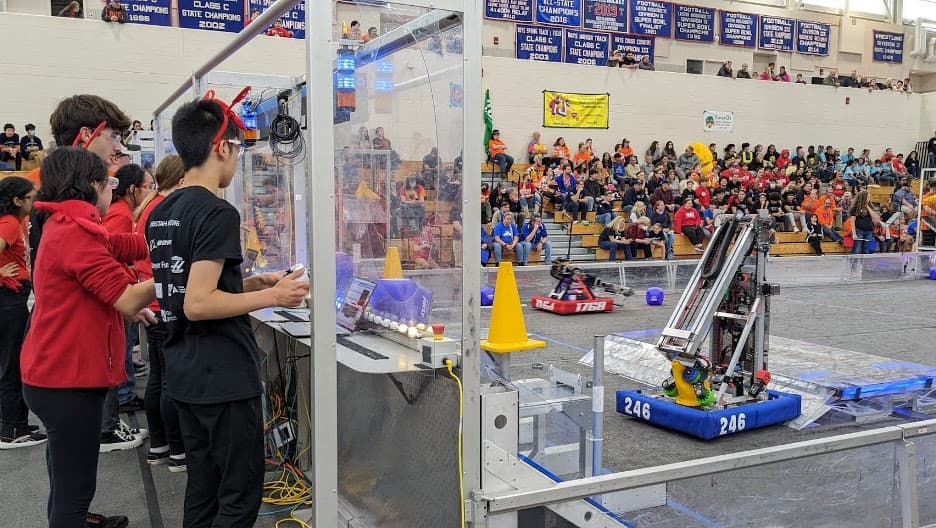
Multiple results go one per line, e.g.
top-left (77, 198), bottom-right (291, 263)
top-left (481, 262), bottom-right (546, 353)
top-left (383, 246), bottom-right (403, 279)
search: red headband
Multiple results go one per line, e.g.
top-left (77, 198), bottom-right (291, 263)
top-left (202, 86), bottom-right (250, 147)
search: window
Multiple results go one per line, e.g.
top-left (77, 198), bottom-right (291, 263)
top-left (848, 0), bottom-right (889, 17)
top-left (903, 0), bottom-right (936, 20)
top-left (802, 0), bottom-right (844, 12)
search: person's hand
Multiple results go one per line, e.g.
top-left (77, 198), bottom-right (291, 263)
top-left (0, 263), bottom-right (18, 278)
top-left (128, 308), bottom-right (158, 327)
top-left (256, 271), bottom-right (287, 289)
top-left (110, 15), bottom-right (117, 21)
top-left (269, 269), bottom-right (310, 308)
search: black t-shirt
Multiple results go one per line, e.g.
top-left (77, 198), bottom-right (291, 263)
top-left (147, 186), bottom-right (263, 405)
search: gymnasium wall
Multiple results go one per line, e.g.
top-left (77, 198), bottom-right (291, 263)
top-left (922, 92), bottom-right (936, 140)
top-left (481, 55), bottom-right (924, 160)
top-left (0, 13), bottom-right (305, 142)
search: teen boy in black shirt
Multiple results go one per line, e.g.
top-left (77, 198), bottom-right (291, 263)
top-left (148, 95), bottom-right (309, 527)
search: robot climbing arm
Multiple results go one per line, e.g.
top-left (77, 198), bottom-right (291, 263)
top-left (657, 214), bottom-right (778, 408)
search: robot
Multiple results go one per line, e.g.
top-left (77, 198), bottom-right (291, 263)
top-left (530, 259), bottom-right (634, 315)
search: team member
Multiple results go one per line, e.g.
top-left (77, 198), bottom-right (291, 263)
top-left (148, 94), bottom-right (309, 526)
top-left (0, 176), bottom-right (44, 448)
top-left (134, 155), bottom-right (187, 471)
top-left (22, 148), bottom-right (157, 528)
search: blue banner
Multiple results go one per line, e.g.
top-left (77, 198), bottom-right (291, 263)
top-left (872, 31), bottom-right (904, 63)
top-left (673, 4), bottom-right (713, 42)
top-left (536, 0), bottom-right (582, 27)
top-left (610, 33), bottom-right (655, 60)
top-left (583, 0), bottom-right (627, 33)
top-left (179, 0), bottom-right (244, 32)
top-left (629, 0), bottom-right (672, 37)
top-left (564, 28), bottom-right (610, 66)
top-left (795, 20), bottom-right (829, 56)
top-left (485, 0), bottom-right (534, 22)
top-left (758, 15), bottom-right (793, 51)
top-left (123, 0), bottom-right (171, 26)
top-left (516, 24), bottom-right (564, 62)
top-left (249, 0), bottom-right (304, 38)
top-left (720, 11), bottom-right (756, 47)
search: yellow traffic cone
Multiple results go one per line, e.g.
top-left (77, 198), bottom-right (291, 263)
top-left (481, 262), bottom-right (546, 354)
top-left (383, 246), bottom-right (404, 279)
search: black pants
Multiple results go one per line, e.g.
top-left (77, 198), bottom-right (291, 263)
top-left (175, 397), bottom-right (264, 528)
top-left (144, 318), bottom-right (184, 455)
top-left (682, 225), bottom-right (705, 245)
top-left (0, 284), bottom-right (30, 437)
top-left (23, 385), bottom-right (107, 528)
top-left (807, 236), bottom-right (824, 255)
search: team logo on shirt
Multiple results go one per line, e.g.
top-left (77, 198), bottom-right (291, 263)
top-left (170, 256), bottom-right (185, 274)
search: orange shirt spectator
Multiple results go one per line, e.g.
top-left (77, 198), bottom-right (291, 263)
top-left (552, 138), bottom-right (570, 161)
top-left (814, 202), bottom-right (835, 228)
top-left (573, 147), bottom-right (590, 167)
top-left (488, 138), bottom-right (507, 157)
top-left (618, 142), bottom-right (633, 159)
top-left (801, 192), bottom-right (821, 216)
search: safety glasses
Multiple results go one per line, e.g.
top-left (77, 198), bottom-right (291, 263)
top-left (72, 121), bottom-right (108, 149)
top-left (202, 87), bottom-right (250, 153)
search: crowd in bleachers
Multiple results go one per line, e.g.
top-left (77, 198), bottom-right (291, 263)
top-left (714, 60), bottom-right (913, 93)
top-left (479, 130), bottom-right (936, 263)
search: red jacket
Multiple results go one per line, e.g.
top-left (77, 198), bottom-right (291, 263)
top-left (674, 206), bottom-right (702, 232)
top-left (104, 199), bottom-right (133, 234)
top-left (267, 26), bottom-right (294, 38)
top-left (21, 200), bottom-right (147, 389)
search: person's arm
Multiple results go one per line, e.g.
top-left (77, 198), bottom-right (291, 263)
top-left (184, 261), bottom-right (307, 321)
top-left (113, 280), bottom-right (157, 318)
top-left (101, 7), bottom-right (109, 21)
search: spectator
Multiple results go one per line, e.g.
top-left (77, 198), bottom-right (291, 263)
top-left (622, 180), bottom-right (648, 213)
top-left (674, 198), bottom-right (705, 251)
top-left (20, 124), bottom-right (46, 171)
top-left (849, 190), bottom-right (876, 254)
top-left (782, 193), bottom-right (806, 232)
top-left (597, 216), bottom-right (633, 261)
top-left (805, 214), bottom-right (824, 255)
top-left (905, 151), bottom-right (920, 179)
top-left (267, 19), bottom-right (294, 38)
top-left (776, 66), bottom-right (791, 82)
top-left (594, 190), bottom-right (615, 225)
top-left (0, 125), bottom-right (21, 171)
top-left (651, 179), bottom-right (677, 212)
top-left (573, 142), bottom-right (591, 167)
top-left (716, 61), bottom-right (733, 78)
top-left (551, 137), bottom-right (571, 166)
top-left (421, 146), bottom-right (440, 182)
top-left (611, 153), bottom-right (627, 189)
top-left (625, 217), bottom-right (654, 259)
top-left (488, 129), bottom-right (514, 176)
top-left (676, 146), bottom-right (699, 180)
top-left (892, 180), bottom-right (917, 210)
top-left (646, 140), bottom-right (662, 164)
top-left (481, 226), bottom-right (491, 266)
top-left (824, 69), bottom-right (840, 87)
top-left (607, 49), bottom-right (622, 68)
top-left (795, 74), bottom-right (806, 84)
top-left (661, 141), bottom-right (678, 167)
top-left (618, 138), bottom-right (633, 159)
top-left (638, 56), bottom-right (655, 71)
top-left (246, 9), bottom-right (261, 25)
top-left (363, 27), bottom-right (379, 42)
top-left (568, 181), bottom-right (591, 222)
top-left (101, 0), bottom-right (127, 23)
top-left (629, 200), bottom-right (647, 224)
top-left (928, 130), bottom-right (936, 169)
top-left (347, 20), bottom-right (362, 40)
top-left (58, 1), bottom-right (81, 17)
top-left (373, 127), bottom-right (391, 150)
top-left (736, 64), bottom-right (752, 79)
top-left (619, 50), bottom-right (638, 69)
top-left (492, 213), bottom-right (525, 264)
top-left (412, 224), bottom-right (439, 269)
top-left (814, 195), bottom-right (844, 243)
top-left (760, 63), bottom-right (775, 80)
top-left (528, 131), bottom-right (547, 164)
top-left (0, 176), bottom-right (42, 449)
top-left (519, 214), bottom-right (551, 264)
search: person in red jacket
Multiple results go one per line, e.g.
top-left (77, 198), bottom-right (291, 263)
top-left (0, 176), bottom-right (42, 449)
top-left (674, 197), bottom-right (705, 251)
top-left (266, 19), bottom-right (294, 38)
top-left (134, 155), bottom-right (187, 470)
top-left (104, 163), bottom-right (153, 420)
top-left (21, 148), bottom-right (157, 528)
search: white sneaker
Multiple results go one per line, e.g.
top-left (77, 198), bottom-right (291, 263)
top-left (118, 420), bottom-right (148, 441)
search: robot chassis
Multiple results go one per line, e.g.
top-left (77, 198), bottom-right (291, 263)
top-left (530, 259), bottom-right (635, 315)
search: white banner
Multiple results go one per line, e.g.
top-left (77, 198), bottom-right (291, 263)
top-left (703, 110), bottom-right (734, 132)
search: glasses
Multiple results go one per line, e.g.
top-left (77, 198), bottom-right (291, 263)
top-left (105, 176), bottom-right (119, 189)
top-left (226, 139), bottom-right (245, 158)
top-left (71, 121), bottom-right (119, 150)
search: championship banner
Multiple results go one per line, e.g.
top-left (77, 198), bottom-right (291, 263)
top-left (872, 31), bottom-right (904, 63)
top-left (796, 20), bottom-right (829, 56)
top-left (674, 4), bottom-right (714, 42)
top-left (485, 0), bottom-right (534, 22)
top-left (250, 0), bottom-right (304, 38)
top-left (758, 15), bottom-right (794, 51)
top-left (719, 10), bottom-right (757, 48)
top-left (543, 91), bottom-right (609, 129)
top-left (702, 110), bottom-right (733, 133)
top-left (123, 0), bottom-right (171, 26)
top-left (583, 0), bottom-right (627, 33)
top-left (179, 0), bottom-right (244, 32)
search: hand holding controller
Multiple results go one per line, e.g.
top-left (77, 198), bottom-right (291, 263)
top-left (271, 266), bottom-right (310, 308)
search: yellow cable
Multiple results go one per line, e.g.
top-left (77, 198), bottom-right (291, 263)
top-left (445, 359), bottom-right (465, 528)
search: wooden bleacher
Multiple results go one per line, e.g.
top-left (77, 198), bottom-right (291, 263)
top-left (591, 230), bottom-right (851, 261)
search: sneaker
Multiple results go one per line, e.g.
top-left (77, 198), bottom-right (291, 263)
top-left (694, 245), bottom-right (705, 252)
top-left (100, 429), bottom-right (143, 453)
top-left (167, 456), bottom-right (187, 473)
top-left (86, 512), bottom-right (129, 528)
top-left (0, 431), bottom-right (48, 449)
top-left (118, 395), bottom-right (145, 413)
top-left (146, 449), bottom-right (169, 465)
top-left (133, 361), bottom-right (149, 378)
top-left (118, 419), bottom-right (148, 441)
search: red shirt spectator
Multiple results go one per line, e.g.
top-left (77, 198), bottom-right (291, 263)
top-left (776, 149), bottom-right (792, 171)
top-left (674, 202), bottom-right (702, 232)
top-left (0, 214), bottom-right (29, 284)
top-left (267, 20), bottom-right (294, 38)
top-left (695, 184), bottom-right (711, 208)
top-left (101, 1), bottom-right (127, 23)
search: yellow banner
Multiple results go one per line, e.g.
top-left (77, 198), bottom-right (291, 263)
top-left (543, 91), bottom-right (609, 129)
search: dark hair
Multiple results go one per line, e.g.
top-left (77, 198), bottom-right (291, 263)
top-left (38, 148), bottom-right (107, 206)
top-left (49, 95), bottom-right (130, 147)
top-left (112, 163), bottom-right (146, 201)
top-left (0, 176), bottom-right (34, 216)
top-left (171, 99), bottom-right (239, 170)
top-left (24, 123), bottom-right (35, 131)
top-left (2, 123), bottom-right (13, 131)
